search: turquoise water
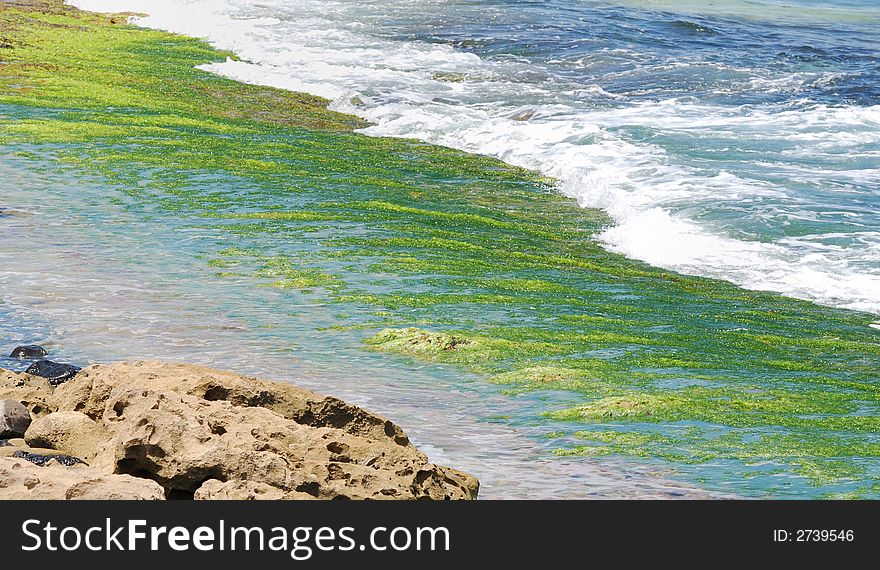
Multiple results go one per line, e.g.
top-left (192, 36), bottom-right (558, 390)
top-left (0, 0), bottom-right (876, 498)
top-left (0, 151), bottom-right (710, 498)
top-left (78, 0), bottom-right (880, 314)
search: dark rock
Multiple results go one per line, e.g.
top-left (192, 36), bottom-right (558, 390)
top-left (24, 360), bottom-right (80, 386)
top-left (0, 399), bottom-right (31, 438)
top-left (10, 345), bottom-right (48, 359)
top-left (11, 450), bottom-right (87, 467)
top-left (0, 440), bottom-right (10, 447)
top-left (0, 207), bottom-right (29, 218)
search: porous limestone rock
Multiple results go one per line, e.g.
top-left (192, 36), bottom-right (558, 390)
top-left (21, 360), bottom-right (480, 500)
top-left (58, 361), bottom-right (411, 445)
top-left (193, 479), bottom-right (315, 500)
top-left (0, 456), bottom-right (164, 500)
top-left (0, 370), bottom-right (54, 417)
top-left (25, 410), bottom-right (106, 460)
top-left (100, 385), bottom-right (471, 499)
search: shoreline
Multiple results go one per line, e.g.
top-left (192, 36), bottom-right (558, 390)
top-left (2, 0), bottom-right (880, 498)
top-left (93, 0), bottom-right (880, 317)
top-left (1, 353), bottom-right (479, 500)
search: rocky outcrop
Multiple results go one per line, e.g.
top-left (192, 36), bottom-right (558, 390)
top-left (0, 360), bottom-right (479, 500)
top-left (0, 400), bottom-right (31, 438)
top-left (60, 361), bottom-right (411, 445)
top-left (0, 456), bottom-right (164, 500)
top-left (0, 369), bottom-right (54, 417)
top-left (25, 410), bottom-right (105, 459)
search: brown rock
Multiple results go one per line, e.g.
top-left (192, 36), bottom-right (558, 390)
top-left (0, 456), bottom-right (164, 500)
top-left (25, 410), bottom-right (107, 460)
top-left (194, 479), bottom-right (314, 500)
top-left (8, 360), bottom-right (479, 500)
top-left (95, 385), bottom-right (474, 499)
top-left (65, 361), bottom-right (410, 445)
top-left (0, 369), bottom-right (54, 417)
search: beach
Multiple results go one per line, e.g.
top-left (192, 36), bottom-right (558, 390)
top-left (1, 0), bottom-right (879, 499)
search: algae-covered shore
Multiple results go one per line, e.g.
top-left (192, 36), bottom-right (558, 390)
top-left (2, 0), bottom-right (880, 498)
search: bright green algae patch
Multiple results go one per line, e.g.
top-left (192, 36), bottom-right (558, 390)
top-left (2, 1), bottom-right (880, 497)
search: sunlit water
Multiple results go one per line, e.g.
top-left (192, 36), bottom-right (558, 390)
top-left (71, 0), bottom-right (880, 314)
top-left (4, 0), bottom-right (876, 498)
top-left (0, 155), bottom-right (716, 498)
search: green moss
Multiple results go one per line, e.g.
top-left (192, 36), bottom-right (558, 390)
top-left (366, 327), bottom-right (476, 353)
top-left (490, 366), bottom-right (594, 386)
top-left (552, 394), bottom-right (683, 419)
top-left (219, 211), bottom-right (345, 222)
top-left (3, 0), bottom-right (880, 497)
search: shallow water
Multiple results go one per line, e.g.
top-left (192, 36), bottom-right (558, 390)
top-left (71, 0), bottom-right (880, 314)
top-left (0, 154), bottom-right (715, 498)
top-left (1, 1), bottom-right (878, 499)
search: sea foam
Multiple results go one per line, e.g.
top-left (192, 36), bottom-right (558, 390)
top-left (69, 0), bottom-right (880, 315)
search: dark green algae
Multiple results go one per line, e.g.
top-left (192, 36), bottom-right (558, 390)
top-left (2, 1), bottom-right (880, 497)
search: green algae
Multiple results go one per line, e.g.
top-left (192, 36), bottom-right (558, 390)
top-left (2, 1), bottom-right (880, 497)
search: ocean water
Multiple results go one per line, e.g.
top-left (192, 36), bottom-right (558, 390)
top-left (2, 0), bottom-right (876, 498)
top-left (71, 0), bottom-right (880, 314)
top-left (0, 155), bottom-right (710, 499)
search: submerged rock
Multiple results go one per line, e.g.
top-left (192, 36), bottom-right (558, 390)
top-left (24, 360), bottom-right (81, 386)
top-left (9, 345), bottom-right (48, 359)
top-left (0, 399), bottom-right (31, 438)
top-left (511, 109), bottom-right (536, 121)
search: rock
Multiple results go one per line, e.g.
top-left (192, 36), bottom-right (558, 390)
top-left (0, 207), bottom-right (28, 218)
top-left (0, 399), bottom-right (31, 438)
top-left (9, 345), bottom-right (48, 359)
top-left (0, 456), bottom-right (165, 500)
top-left (511, 109), bottom-right (536, 121)
top-left (0, 444), bottom-right (61, 458)
top-left (12, 450), bottom-right (87, 467)
top-left (55, 361), bottom-right (478, 500)
top-left (3, 360), bottom-right (479, 500)
top-left (194, 479), bottom-right (313, 500)
top-left (64, 361), bottom-right (411, 445)
top-left (0, 440), bottom-right (9, 447)
top-left (25, 411), bottom-right (105, 460)
top-left (0, 369), bottom-right (55, 417)
top-left (25, 360), bottom-right (81, 386)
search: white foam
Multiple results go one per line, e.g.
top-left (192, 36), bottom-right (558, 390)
top-left (68, 0), bottom-right (880, 315)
